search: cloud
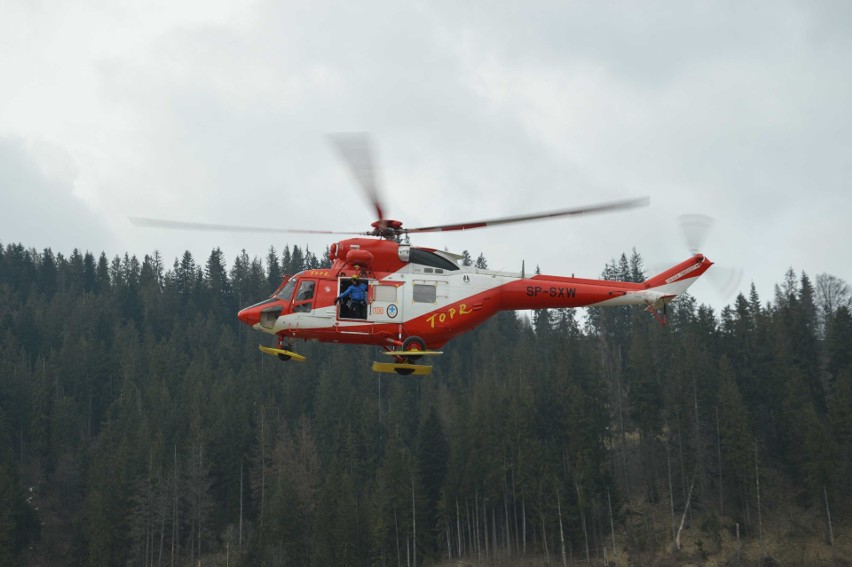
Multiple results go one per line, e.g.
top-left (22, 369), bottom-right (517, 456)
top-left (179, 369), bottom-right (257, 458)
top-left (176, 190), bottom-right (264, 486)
top-left (1, 0), bottom-right (851, 309)
top-left (0, 136), bottom-right (115, 255)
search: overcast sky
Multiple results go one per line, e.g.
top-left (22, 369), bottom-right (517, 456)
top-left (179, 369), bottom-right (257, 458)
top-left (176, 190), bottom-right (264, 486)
top-left (2, 0), bottom-right (850, 312)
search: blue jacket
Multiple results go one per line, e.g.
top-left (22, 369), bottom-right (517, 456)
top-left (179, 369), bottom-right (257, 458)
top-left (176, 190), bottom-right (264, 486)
top-left (338, 281), bottom-right (367, 302)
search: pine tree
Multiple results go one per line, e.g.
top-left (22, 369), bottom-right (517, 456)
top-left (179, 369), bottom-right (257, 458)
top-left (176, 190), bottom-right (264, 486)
top-left (717, 357), bottom-right (752, 514)
top-left (290, 245), bottom-right (305, 274)
top-left (37, 248), bottom-right (58, 298)
top-left (281, 245), bottom-right (292, 275)
top-left (0, 406), bottom-right (40, 565)
top-left (266, 246), bottom-right (281, 289)
top-left (417, 407), bottom-right (449, 553)
top-left (204, 247), bottom-right (232, 319)
top-left (825, 306), bottom-right (852, 379)
top-left (65, 249), bottom-right (85, 294)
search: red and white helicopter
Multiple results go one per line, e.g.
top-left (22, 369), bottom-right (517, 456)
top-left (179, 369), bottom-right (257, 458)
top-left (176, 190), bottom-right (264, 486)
top-left (133, 134), bottom-right (713, 375)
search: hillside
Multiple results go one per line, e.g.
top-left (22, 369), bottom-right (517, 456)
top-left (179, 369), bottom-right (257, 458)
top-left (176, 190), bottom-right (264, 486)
top-left (1, 242), bottom-right (850, 566)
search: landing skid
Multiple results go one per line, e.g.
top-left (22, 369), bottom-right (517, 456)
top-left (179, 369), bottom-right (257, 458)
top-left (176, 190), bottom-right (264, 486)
top-left (382, 350), bottom-right (444, 358)
top-left (372, 362), bottom-right (433, 376)
top-left (372, 348), bottom-right (444, 375)
top-left (258, 345), bottom-right (306, 362)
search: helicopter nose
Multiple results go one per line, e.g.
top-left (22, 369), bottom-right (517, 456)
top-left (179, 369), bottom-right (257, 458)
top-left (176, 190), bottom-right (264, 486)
top-left (237, 305), bottom-right (261, 327)
top-left (238, 299), bottom-right (285, 329)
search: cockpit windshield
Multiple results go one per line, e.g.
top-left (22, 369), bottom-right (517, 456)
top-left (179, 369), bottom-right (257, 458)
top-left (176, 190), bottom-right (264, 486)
top-left (274, 278), bottom-right (297, 301)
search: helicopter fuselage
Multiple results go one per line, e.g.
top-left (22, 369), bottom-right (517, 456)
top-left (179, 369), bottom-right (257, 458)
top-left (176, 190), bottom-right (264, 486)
top-left (237, 237), bottom-right (712, 351)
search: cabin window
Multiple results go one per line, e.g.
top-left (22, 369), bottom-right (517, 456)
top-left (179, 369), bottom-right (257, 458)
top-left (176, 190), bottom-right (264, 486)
top-left (375, 285), bottom-right (397, 302)
top-left (413, 284), bottom-right (436, 303)
top-left (409, 248), bottom-right (460, 271)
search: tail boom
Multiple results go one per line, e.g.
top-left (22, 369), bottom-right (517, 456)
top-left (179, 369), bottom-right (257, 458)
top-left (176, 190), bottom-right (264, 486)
top-left (498, 253), bottom-right (713, 311)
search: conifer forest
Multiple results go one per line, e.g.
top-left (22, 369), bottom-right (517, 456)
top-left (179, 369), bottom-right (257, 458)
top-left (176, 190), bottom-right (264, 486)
top-left (1, 241), bottom-right (850, 566)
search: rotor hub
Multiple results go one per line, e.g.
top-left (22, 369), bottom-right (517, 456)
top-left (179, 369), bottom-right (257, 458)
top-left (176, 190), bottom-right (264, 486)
top-left (371, 219), bottom-right (404, 238)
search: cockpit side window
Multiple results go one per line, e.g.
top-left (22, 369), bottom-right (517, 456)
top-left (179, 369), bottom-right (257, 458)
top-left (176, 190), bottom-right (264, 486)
top-left (276, 279), bottom-right (297, 301)
top-left (292, 280), bottom-right (316, 313)
top-left (296, 281), bottom-right (315, 301)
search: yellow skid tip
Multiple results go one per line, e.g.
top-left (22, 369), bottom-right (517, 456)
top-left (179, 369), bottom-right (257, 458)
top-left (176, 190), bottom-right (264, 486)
top-left (382, 350), bottom-right (444, 357)
top-left (258, 345), bottom-right (306, 362)
top-left (372, 362), bottom-right (433, 376)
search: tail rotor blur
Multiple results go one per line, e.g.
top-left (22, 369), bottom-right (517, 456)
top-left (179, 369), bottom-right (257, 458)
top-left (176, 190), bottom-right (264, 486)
top-left (678, 214), bottom-right (714, 255)
top-left (677, 213), bottom-right (742, 302)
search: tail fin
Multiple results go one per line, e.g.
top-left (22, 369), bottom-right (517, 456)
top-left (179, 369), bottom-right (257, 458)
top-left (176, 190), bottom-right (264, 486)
top-left (644, 254), bottom-right (714, 296)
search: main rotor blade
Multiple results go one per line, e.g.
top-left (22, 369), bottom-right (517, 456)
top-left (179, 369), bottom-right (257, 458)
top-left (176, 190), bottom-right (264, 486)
top-left (328, 132), bottom-right (387, 223)
top-left (129, 217), bottom-right (364, 236)
top-left (405, 196), bottom-right (650, 234)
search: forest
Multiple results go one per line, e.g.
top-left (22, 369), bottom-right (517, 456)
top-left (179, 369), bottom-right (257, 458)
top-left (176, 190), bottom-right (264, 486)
top-left (0, 241), bottom-right (850, 566)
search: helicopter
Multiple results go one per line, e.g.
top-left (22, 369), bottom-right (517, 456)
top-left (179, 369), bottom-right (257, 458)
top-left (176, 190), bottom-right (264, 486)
top-left (132, 134), bottom-right (713, 375)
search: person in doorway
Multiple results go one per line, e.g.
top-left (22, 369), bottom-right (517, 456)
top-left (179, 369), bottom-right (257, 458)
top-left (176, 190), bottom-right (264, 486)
top-left (335, 273), bottom-right (368, 319)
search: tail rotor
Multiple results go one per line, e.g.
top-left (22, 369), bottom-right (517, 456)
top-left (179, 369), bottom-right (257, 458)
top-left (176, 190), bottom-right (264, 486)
top-left (677, 214), bottom-right (743, 301)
